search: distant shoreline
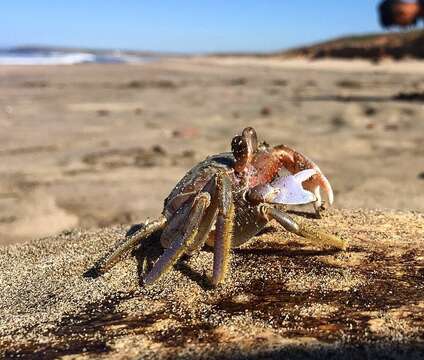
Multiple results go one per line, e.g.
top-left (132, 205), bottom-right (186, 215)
top-left (0, 49), bottom-right (163, 65)
top-left (3, 29), bottom-right (423, 65)
top-left (2, 53), bottom-right (424, 75)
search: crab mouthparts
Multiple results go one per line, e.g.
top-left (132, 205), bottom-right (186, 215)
top-left (249, 169), bottom-right (317, 205)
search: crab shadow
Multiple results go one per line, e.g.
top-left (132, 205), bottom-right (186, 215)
top-left (234, 246), bottom-right (341, 258)
top-left (131, 225), bottom-right (345, 290)
top-left (131, 230), bottom-right (214, 290)
top-left (86, 221), bottom-right (348, 290)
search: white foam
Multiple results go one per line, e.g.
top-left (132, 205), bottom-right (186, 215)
top-left (0, 51), bottom-right (152, 65)
top-left (0, 52), bottom-right (97, 65)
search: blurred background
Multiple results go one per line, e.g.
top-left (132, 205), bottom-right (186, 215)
top-left (0, 1), bottom-right (423, 245)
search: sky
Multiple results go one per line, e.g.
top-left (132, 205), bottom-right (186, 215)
top-left (1, 1), bottom-right (387, 53)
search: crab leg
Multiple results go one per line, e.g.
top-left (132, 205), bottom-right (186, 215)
top-left (186, 189), bottom-right (218, 255)
top-left (261, 205), bottom-right (347, 250)
top-left (143, 192), bottom-right (210, 285)
top-left (90, 216), bottom-right (167, 276)
top-left (296, 218), bottom-right (347, 250)
top-left (211, 171), bottom-right (235, 286)
top-left (185, 167), bottom-right (238, 256)
top-left (161, 175), bottom-right (219, 256)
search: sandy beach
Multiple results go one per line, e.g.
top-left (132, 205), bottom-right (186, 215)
top-left (0, 54), bottom-right (424, 359)
top-left (0, 58), bottom-right (423, 245)
top-left (1, 209), bottom-right (423, 359)
top-left (2, 1), bottom-right (424, 356)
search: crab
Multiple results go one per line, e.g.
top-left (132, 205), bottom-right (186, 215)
top-left (91, 127), bottom-right (347, 286)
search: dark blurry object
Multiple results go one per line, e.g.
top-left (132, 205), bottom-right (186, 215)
top-left (171, 127), bottom-right (199, 139)
top-left (363, 106), bottom-right (378, 116)
top-left (384, 124), bottom-right (399, 131)
top-left (272, 79), bottom-right (288, 86)
top-left (229, 78), bottom-right (247, 86)
top-left (379, 0), bottom-right (424, 28)
top-left (97, 109), bottom-right (110, 116)
top-left (394, 91), bottom-right (424, 101)
top-left (260, 106), bottom-right (271, 116)
top-left (336, 79), bottom-right (362, 89)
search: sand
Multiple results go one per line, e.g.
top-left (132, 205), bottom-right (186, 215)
top-left (191, 57), bottom-right (424, 75)
top-left (0, 209), bottom-right (423, 359)
top-left (0, 58), bottom-right (423, 245)
top-left (0, 57), bottom-right (423, 358)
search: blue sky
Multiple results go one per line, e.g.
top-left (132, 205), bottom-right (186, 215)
top-left (2, 1), bottom-right (385, 53)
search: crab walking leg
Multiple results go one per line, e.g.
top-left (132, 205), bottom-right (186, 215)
top-left (211, 171), bottom-right (235, 286)
top-left (93, 216), bottom-right (167, 275)
top-left (296, 219), bottom-right (347, 250)
top-left (143, 193), bottom-right (210, 285)
top-left (92, 216), bottom-right (167, 275)
top-left (185, 176), bottom-right (222, 255)
top-left (186, 198), bottom-right (218, 255)
top-left (261, 205), bottom-right (347, 250)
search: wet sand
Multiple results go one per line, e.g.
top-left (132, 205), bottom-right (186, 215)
top-left (0, 58), bottom-right (423, 245)
top-left (1, 209), bottom-right (423, 359)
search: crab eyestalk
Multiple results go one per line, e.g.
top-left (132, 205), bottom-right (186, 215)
top-left (231, 127), bottom-right (258, 174)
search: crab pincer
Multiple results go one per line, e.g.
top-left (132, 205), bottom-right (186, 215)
top-left (246, 169), bottom-right (346, 251)
top-left (247, 169), bottom-right (318, 205)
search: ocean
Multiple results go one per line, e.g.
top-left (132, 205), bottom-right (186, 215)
top-left (0, 49), bottom-right (153, 65)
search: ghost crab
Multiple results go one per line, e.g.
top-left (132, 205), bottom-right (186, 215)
top-left (92, 127), bottom-right (346, 286)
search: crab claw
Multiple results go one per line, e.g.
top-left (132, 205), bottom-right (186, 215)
top-left (271, 145), bottom-right (334, 208)
top-left (247, 169), bottom-right (318, 205)
top-left (271, 169), bottom-right (318, 204)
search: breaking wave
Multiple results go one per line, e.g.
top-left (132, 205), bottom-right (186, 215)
top-left (0, 50), bottom-right (150, 65)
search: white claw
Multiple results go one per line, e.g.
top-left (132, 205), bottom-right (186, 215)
top-left (250, 169), bottom-right (318, 205)
top-left (270, 169), bottom-right (317, 205)
top-left (292, 169), bottom-right (317, 183)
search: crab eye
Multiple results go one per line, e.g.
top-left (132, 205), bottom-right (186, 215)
top-left (231, 135), bottom-right (248, 161)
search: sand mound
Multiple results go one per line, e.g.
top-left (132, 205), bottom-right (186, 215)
top-left (1, 209), bottom-right (423, 359)
top-left (279, 30), bottom-right (424, 60)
